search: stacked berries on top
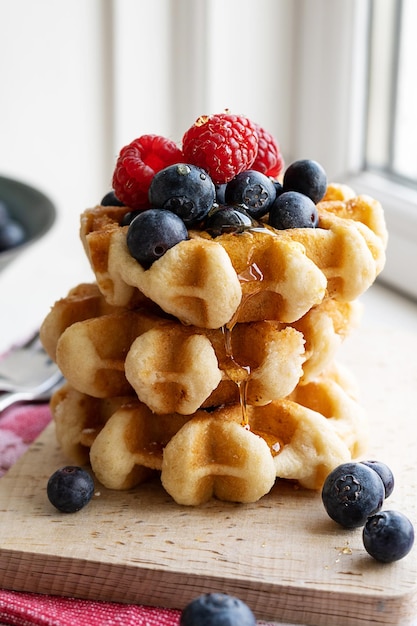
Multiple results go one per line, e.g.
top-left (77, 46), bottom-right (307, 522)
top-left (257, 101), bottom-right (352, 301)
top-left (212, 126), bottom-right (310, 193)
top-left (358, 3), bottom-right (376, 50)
top-left (41, 111), bottom-right (388, 506)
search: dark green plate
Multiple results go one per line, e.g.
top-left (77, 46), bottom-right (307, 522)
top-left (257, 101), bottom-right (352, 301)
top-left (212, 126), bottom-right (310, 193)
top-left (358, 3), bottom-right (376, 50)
top-left (0, 175), bottom-right (56, 271)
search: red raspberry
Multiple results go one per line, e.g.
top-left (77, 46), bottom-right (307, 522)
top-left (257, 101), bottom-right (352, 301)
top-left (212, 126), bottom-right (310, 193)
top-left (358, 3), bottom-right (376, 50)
top-left (182, 113), bottom-right (259, 185)
top-left (251, 123), bottom-right (285, 179)
top-left (112, 134), bottom-right (184, 209)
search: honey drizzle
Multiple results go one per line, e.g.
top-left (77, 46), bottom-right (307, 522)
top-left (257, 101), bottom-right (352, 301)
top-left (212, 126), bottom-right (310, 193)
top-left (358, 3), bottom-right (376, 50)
top-left (237, 379), bottom-right (249, 428)
top-left (221, 259), bottom-right (282, 457)
top-left (238, 261), bottom-right (264, 283)
top-left (221, 325), bottom-right (251, 388)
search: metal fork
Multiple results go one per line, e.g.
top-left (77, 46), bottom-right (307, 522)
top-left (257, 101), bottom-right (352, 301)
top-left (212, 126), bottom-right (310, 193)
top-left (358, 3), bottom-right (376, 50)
top-left (0, 332), bottom-right (64, 412)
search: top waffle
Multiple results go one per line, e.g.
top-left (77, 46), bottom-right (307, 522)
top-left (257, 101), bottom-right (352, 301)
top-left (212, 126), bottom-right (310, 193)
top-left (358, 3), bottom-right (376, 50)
top-left (80, 184), bottom-right (387, 329)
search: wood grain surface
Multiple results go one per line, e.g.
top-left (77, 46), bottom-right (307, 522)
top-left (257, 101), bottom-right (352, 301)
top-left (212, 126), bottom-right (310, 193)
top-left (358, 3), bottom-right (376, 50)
top-left (0, 326), bottom-right (416, 625)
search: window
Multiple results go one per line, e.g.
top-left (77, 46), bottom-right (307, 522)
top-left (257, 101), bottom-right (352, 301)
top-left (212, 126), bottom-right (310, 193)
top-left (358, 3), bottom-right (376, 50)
top-left (349, 0), bottom-right (417, 300)
top-left (366, 0), bottom-right (417, 188)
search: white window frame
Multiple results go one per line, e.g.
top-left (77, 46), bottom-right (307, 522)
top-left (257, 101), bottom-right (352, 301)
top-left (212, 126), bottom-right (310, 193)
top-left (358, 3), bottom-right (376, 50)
top-left (289, 0), bottom-right (417, 300)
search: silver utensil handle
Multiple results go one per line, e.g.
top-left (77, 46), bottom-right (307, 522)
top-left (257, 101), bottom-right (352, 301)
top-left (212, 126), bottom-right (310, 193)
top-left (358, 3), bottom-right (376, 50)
top-left (0, 374), bottom-right (64, 413)
top-left (0, 391), bottom-right (29, 412)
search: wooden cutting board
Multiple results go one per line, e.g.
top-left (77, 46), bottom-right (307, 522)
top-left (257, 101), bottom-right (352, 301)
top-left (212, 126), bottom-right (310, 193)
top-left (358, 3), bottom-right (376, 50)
top-left (0, 326), bottom-right (416, 625)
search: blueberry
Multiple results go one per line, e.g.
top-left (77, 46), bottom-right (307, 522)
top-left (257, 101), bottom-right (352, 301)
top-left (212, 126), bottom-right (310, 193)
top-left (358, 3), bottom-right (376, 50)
top-left (363, 511), bottom-right (414, 563)
top-left (0, 219), bottom-right (26, 252)
top-left (321, 462), bottom-right (385, 528)
top-left (224, 169), bottom-right (276, 218)
top-left (149, 163), bottom-right (215, 226)
top-left (0, 200), bottom-right (26, 251)
top-left (283, 159), bottom-right (327, 203)
top-left (205, 206), bottom-right (258, 237)
top-left (47, 466), bottom-right (95, 513)
top-left (101, 190), bottom-right (125, 207)
top-left (126, 208), bottom-right (188, 268)
top-left (273, 180), bottom-right (284, 198)
top-left (268, 191), bottom-right (318, 229)
top-left (180, 593), bottom-right (256, 626)
top-left (360, 460), bottom-right (395, 499)
top-left (121, 209), bottom-right (141, 226)
top-left (215, 183), bottom-right (227, 205)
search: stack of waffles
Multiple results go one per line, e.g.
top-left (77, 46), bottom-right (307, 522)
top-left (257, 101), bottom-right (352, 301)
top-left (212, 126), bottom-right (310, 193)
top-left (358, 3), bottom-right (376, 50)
top-left (40, 178), bottom-right (388, 505)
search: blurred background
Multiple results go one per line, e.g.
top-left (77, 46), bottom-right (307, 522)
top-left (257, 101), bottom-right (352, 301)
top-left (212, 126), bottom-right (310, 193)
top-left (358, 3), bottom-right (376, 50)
top-left (0, 0), bottom-right (416, 350)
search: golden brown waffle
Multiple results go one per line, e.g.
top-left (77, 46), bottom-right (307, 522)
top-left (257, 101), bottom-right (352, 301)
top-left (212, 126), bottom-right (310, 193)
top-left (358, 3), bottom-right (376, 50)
top-left (295, 193), bottom-right (388, 301)
top-left (49, 364), bottom-right (367, 505)
top-left (322, 182), bottom-right (356, 202)
top-left (80, 207), bottom-right (327, 328)
top-left (124, 323), bottom-right (306, 414)
top-left (40, 283), bottom-right (360, 414)
top-left (80, 206), bottom-right (244, 329)
top-left (51, 382), bottom-right (193, 487)
top-left (50, 384), bottom-right (132, 465)
top-left (45, 300), bottom-right (306, 411)
top-left (79, 185), bottom-right (386, 329)
top-left (40, 283), bottom-right (120, 361)
top-left (161, 366), bottom-right (367, 504)
top-left (292, 297), bottom-right (362, 383)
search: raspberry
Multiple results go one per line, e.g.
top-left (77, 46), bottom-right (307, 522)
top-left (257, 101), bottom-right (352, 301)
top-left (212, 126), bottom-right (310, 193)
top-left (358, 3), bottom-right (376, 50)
top-left (182, 113), bottom-right (259, 185)
top-left (112, 134), bottom-right (184, 209)
top-left (251, 123), bottom-right (285, 178)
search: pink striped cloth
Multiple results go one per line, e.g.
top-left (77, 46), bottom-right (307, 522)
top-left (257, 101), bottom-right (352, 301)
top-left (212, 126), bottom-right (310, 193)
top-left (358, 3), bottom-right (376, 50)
top-left (0, 589), bottom-right (180, 626)
top-left (0, 403), bottom-right (279, 626)
top-left (0, 403), bottom-right (51, 477)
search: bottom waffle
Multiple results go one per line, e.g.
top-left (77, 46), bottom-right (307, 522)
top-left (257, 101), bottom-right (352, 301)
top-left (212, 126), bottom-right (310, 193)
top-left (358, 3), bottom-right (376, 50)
top-left (50, 364), bottom-right (368, 505)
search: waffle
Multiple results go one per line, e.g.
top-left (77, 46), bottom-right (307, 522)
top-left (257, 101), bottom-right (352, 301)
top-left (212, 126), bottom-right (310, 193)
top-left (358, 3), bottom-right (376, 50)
top-left (292, 297), bottom-right (362, 383)
top-left (162, 366), bottom-right (367, 504)
top-left (124, 322), bottom-right (306, 413)
top-left (80, 206), bottom-right (244, 329)
top-left (41, 283), bottom-right (360, 414)
top-left (298, 193), bottom-right (388, 301)
top-left (79, 185), bottom-right (387, 329)
top-left (49, 364), bottom-right (367, 505)
top-left (40, 283), bottom-right (120, 361)
top-left (44, 298), bottom-right (306, 412)
top-left (50, 384), bottom-right (131, 465)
